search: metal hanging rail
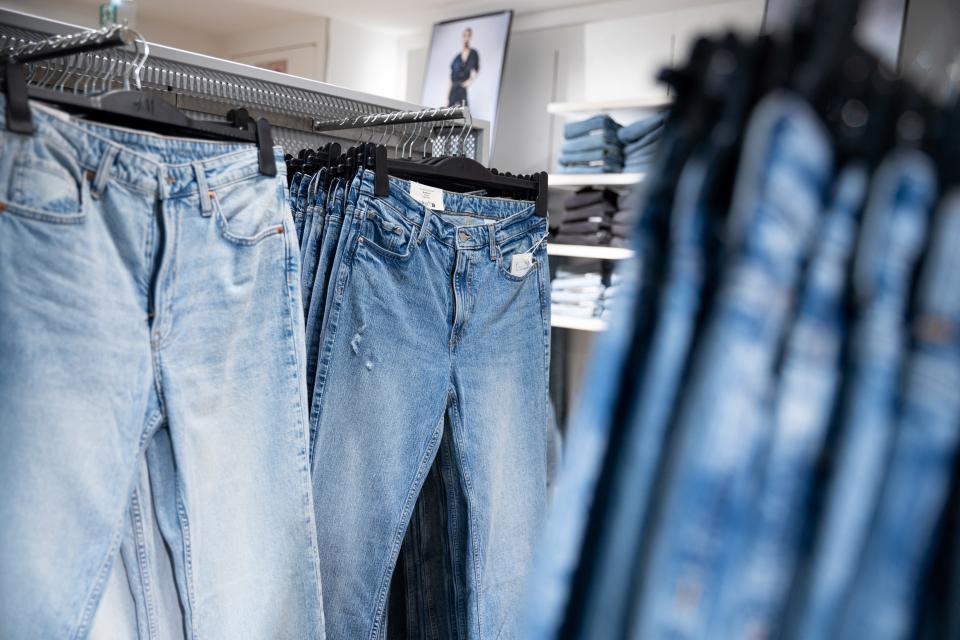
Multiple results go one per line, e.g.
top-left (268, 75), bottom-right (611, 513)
top-left (0, 8), bottom-right (489, 162)
top-left (312, 105), bottom-right (469, 132)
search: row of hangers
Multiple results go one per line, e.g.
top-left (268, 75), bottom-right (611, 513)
top-left (291, 106), bottom-right (548, 217)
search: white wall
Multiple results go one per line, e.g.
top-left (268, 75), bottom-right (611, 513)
top-left (325, 18), bottom-right (405, 100)
top-left (223, 18), bottom-right (329, 81)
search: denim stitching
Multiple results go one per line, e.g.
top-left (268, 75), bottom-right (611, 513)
top-left (129, 486), bottom-right (160, 640)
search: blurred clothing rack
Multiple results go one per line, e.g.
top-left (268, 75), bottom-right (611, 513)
top-left (0, 8), bottom-right (489, 163)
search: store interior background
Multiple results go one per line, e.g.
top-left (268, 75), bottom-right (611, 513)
top-left (5, 0), bottom-right (958, 413)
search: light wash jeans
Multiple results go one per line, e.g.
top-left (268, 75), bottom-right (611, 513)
top-left (0, 100), bottom-right (325, 638)
top-left (309, 172), bottom-right (551, 638)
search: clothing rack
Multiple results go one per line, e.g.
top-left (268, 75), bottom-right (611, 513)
top-left (313, 105), bottom-right (474, 157)
top-left (0, 9), bottom-right (489, 163)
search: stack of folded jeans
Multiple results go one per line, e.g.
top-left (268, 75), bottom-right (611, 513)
top-left (554, 187), bottom-right (618, 245)
top-left (551, 265), bottom-right (605, 318)
top-left (609, 188), bottom-right (641, 246)
top-left (558, 115), bottom-right (623, 174)
top-left (618, 112), bottom-right (666, 173)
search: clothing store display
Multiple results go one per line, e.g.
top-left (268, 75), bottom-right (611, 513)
top-left (523, 4), bottom-right (960, 638)
top-left (560, 218), bottom-right (610, 234)
top-left (559, 117), bottom-right (625, 174)
top-left (0, 98), bottom-right (326, 639)
top-left (564, 114), bottom-right (622, 139)
top-left (616, 114), bottom-right (665, 174)
top-left (560, 131), bottom-right (621, 152)
top-left (553, 231), bottom-right (613, 246)
top-left (564, 187), bottom-right (619, 210)
top-left (558, 147), bottom-right (625, 164)
top-left (563, 200), bottom-right (618, 222)
top-left (617, 112), bottom-right (666, 145)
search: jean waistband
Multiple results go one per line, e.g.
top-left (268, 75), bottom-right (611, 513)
top-left (357, 171), bottom-right (546, 251)
top-left (2, 97), bottom-right (285, 200)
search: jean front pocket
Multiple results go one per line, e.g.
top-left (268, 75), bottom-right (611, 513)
top-left (212, 176), bottom-right (287, 246)
top-left (497, 231), bottom-right (545, 282)
top-left (4, 152), bottom-right (86, 224)
top-left (358, 201), bottom-right (417, 262)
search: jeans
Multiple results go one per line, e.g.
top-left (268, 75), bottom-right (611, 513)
top-left (557, 146), bottom-right (624, 165)
top-left (564, 114), bottom-right (622, 139)
top-left (618, 113), bottom-right (666, 145)
top-left (0, 100), bottom-right (325, 638)
top-left (632, 91), bottom-right (832, 639)
top-left (560, 131), bottom-right (621, 153)
top-left (784, 150), bottom-right (936, 640)
top-left (301, 169), bottom-right (328, 318)
top-left (711, 164), bottom-right (868, 638)
top-left (835, 189), bottom-right (960, 639)
top-left (309, 172), bottom-right (551, 638)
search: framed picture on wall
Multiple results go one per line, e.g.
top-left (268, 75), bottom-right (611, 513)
top-left (421, 10), bottom-right (513, 154)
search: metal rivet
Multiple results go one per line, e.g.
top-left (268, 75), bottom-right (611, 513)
top-left (0, 202), bottom-right (6, 213)
top-left (208, 190), bottom-right (215, 199)
top-left (85, 170), bottom-right (96, 181)
top-left (277, 226), bottom-right (284, 234)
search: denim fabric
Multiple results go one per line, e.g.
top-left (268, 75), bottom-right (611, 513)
top-left (0, 100), bottom-right (325, 638)
top-left (711, 164), bottom-right (868, 638)
top-left (835, 189), bottom-right (960, 640)
top-left (564, 188), bottom-right (618, 210)
top-left (301, 170), bottom-right (328, 316)
top-left (304, 179), bottom-right (345, 414)
top-left (561, 131), bottom-right (621, 153)
top-left (557, 164), bottom-right (623, 175)
top-left (577, 149), bottom-right (714, 639)
top-left (551, 304), bottom-right (601, 318)
top-left (617, 112), bottom-right (667, 144)
top-left (521, 122), bottom-right (687, 640)
top-left (623, 132), bottom-right (663, 156)
top-left (784, 150), bottom-right (936, 640)
top-left (557, 146), bottom-right (624, 165)
top-left (309, 172), bottom-right (550, 638)
top-left (564, 114), bottom-right (622, 139)
top-left (290, 172), bottom-right (304, 237)
top-left (300, 173), bottom-right (318, 251)
top-left (631, 92), bottom-right (832, 639)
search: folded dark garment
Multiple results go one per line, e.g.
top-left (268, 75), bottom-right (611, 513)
top-left (564, 188), bottom-right (618, 210)
top-left (610, 236), bottom-right (629, 248)
top-left (558, 164), bottom-right (622, 174)
top-left (564, 114), bottom-right (622, 139)
top-left (617, 112), bottom-right (666, 144)
top-left (611, 222), bottom-right (632, 237)
top-left (557, 146), bottom-right (624, 164)
top-left (552, 230), bottom-right (612, 246)
top-left (561, 130), bottom-right (621, 152)
top-left (559, 219), bottom-right (610, 234)
top-left (612, 208), bottom-right (637, 225)
top-left (563, 200), bottom-right (618, 222)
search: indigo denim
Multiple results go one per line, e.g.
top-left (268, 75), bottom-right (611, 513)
top-left (301, 169), bottom-right (328, 317)
top-left (309, 172), bottom-right (551, 638)
top-left (784, 150), bottom-right (936, 640)
top-left (617, 113), bottom-right (666, 144)
top-left (560, 131), bottom-right (621, 153)
top-left (564, 115), bottom-right (622, 139)
top-left (557, 146), bottom-right (624, 165)
top-left (0, 100), bottom-right (325, 638)
top-left (632, 92), bottom-right (832, 639)
top-left (711, 164), bottom-right (868, 638)
top-left (835, 189), bottom-right (960, 640)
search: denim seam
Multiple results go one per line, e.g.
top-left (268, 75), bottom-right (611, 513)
top-left (129, 487), bottom-right (160, 640)
top-left (0, 201), bottom-right (87, 224)
top-left (76, 161), bottom-right (266, 200)
top-left (368, 411), bottom-right (446, 640)
top-left (282, 210), bottom-right (326, 630)
top-left (211, 193), bottom-right (287, 247)
top-left (446, 388), bottom-right (484, 639)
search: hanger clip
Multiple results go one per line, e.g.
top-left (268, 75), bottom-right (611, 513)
top-left (3, 62), bottom-right (34, 135)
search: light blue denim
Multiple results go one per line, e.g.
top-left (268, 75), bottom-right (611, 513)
top-left (835, 188), bottom-right (960, 640)
top-left (309, 172), bottom-right (551, 638)
top-left (557, 146), bottom-right (624, 164)
top-left (0, 99), bottom-right (325, 638)
top-left (521, 125), bottom-right (685, 640)
top-left (711, 164), bottom-right (868, 638)
top-left (631, 91), bottom-right (832, 639)
top-left (564, 114), bottom-right (621, 139)
top-left (557, 163), bottom-right (623, 175)
top-left (300, 170), bottom-right (328, 320)
top-left (290, 172), bottom-right (304, 235)
top-left (576, 149), bottom-right (713, 639)
top-left (623, 131), bottom-right (663, 156)
top-left (560, 131), bottom-right (622, 153)
top-left (617, 112), bottom-right (666, 144)
top-left (784, 149), bottom-right (936, 640)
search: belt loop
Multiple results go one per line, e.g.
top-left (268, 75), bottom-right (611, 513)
top-left (193, 162), bottom-right (212, 216)
top-left (417, 206), bottom-right (433, 245)
top-left (487, 223), bottom-right (497, 261)
top-left (92, 146), bottom-right (119, 198)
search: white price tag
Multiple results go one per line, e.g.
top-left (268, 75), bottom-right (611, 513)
top-left (409, 181), bottom-right (445, 211)
top-left (511, 253), bottom-right (534, 277)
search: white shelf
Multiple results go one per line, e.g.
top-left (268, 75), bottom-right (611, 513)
top-left (548, 173), bottom-right (646, 188)
top-left (551, 315), bottom-right (608, 332)
top-left (547, 96), bottom-right (671, 114)
top-left (548, 244), bottom-right (633, 260)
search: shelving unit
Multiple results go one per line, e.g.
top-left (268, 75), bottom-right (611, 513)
top-left (550, 315), bottom-right (608, 332)
top-left (548, 172), bottom-right (646, 188)
top-left (548, 244), bottom-right (633, 260)
top-left (547, 96), bottom-right (671, 114)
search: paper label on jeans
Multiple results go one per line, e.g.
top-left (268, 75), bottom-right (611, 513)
top-left (511, 253), bottom-right (533, 277)
top-left (409, 181), bottom-right (445, 211)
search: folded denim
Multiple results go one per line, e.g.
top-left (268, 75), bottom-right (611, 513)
top-left (561, 130), bottom-right (622, 152)
top-left (624, 161), bottom-right (652, 173)
top-left (559, 219), bottom-right (610, 234)
top-left (558, 147), bottom-right (624, 164)
top-left (558, 164), bottom-right (623, 175)
top-left (553, 230), bottom-right (612, 245)
top-left (551, 289), bottom-right (605, 304)
top-left (552, 273), bottom-right (603, 289)
top-left (601, 285), bottom-right (620, 299)
top-left (551, 303), bottom-right (602, 318)
top-left (611, 222), bottom-right (632, 237)
top-left (609, 236), bottom-right (629, 248)
top-left (612, 208), bottom-right (637, 225)
top-left (564, 188), bottom-right (619, 210)
top-left (617, 112), bottom-right (667, 144)
top-left (564, 201), bottom-right (618, 222)
top-left (564, 114), bottom-right (622, 139)
top-left (624, 136), bottom-right (661, 156)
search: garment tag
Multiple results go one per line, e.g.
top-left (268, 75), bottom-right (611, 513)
top-left (409, 181), bottom-right (445, 211)
top-left (511, 253), bottom-right (533, 277)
